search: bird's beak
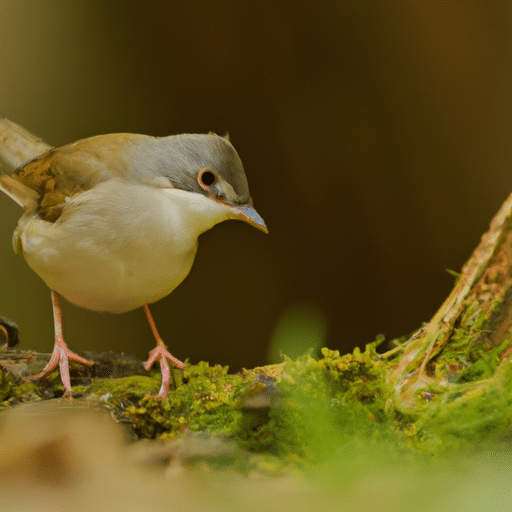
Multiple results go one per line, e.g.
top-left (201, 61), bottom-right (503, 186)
top-left (233, 204), bottom-right (268, 233)
top-left (212, 175), bottom-right (268, 233)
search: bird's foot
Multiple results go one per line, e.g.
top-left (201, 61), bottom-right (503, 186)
top-left (144, 341), bottom-right (185, 398)
top-left (25, 338), bottom-right (94, 398)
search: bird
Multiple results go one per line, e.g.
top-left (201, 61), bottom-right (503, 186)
top-left (0, 129), bottom-right (267, 398)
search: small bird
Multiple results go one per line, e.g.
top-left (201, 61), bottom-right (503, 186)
top-left (0, 130), bottom-right (267, 398)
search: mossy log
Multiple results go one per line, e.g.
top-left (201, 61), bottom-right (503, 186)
top-left (387, 190), bottom-right (512, 410)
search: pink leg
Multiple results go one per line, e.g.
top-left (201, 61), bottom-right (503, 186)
top-left (26, 290), bottom-right (94, 397)
top-left (143, 304), bottom-right (185, 398)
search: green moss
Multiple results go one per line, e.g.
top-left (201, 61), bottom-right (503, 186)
top-left (120, 362), bottom-right (245, 440)
top-left (413, 362), bottom-right (512, 453)
top-left (0, 373), bottom-right (45, 412)
top-left (0, 370), bottom-right (13, 402)
top-left (73, 375), bottom-right (160, 399)
top-left (2, 334), bottom-right (512, 476)
top-left (11, 381), bottom-right (43, 399)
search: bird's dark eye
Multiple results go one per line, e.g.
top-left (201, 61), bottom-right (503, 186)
top-left (198, 169), bottom-right (217, 188)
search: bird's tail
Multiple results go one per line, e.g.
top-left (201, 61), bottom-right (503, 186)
top-left (0, 117), bottom-right (51, 171)
top-left (0, 172), bottom-right (39, 210)
top-left (0, 117), bottom-right (50, 210)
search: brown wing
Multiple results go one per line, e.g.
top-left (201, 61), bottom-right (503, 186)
top-left (8, 132), bottom-right (172, 222)
top-left (10, 134), bottom-right (143, 222)
top-left (11, 149), bottom-right (79, 222)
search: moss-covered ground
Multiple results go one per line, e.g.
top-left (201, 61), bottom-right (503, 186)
top-left (2, 331), bottom-right (512, 481)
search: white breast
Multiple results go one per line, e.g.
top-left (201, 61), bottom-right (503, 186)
top-left (18, 181), bottom-right (233, 313)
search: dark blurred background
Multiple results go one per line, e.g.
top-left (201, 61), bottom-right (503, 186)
top-left (1, 1), bottom-right (511, 370)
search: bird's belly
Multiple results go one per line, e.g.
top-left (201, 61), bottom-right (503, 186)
top-left (17, 184), bottom-right (202, 313)
top-left (23, 235), bottom-right (197, 312)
